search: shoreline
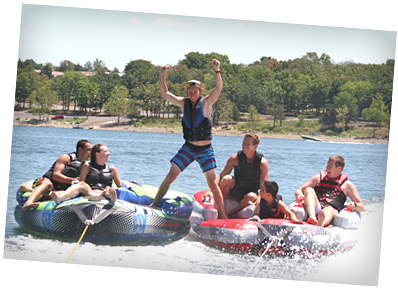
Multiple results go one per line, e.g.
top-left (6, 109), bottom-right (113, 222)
top-left (13, 120), bottom-right (389, 145)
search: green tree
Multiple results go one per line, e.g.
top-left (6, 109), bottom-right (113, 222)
top-left (29, 78), bottom-right (57, 121)
top-left (104, 86), bottom-right (129, 125)
top-left (76, 78), bottom-right (100, 113)
top-left (333, 91), bottom-right (358, 128)
top-left (247, 105), bottom-right (261, 132)
top-left (58, 71), bottom-right (87, 111)
top-left (335, 105), bottom-right (349, 131)
top-left (362, 93), bottom-right (390, 137)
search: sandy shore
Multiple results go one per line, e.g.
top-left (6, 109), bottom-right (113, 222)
top-left (13, 117), bottom-right (389, 145)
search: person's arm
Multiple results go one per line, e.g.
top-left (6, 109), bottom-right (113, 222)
top-left (203, 59), bottom-right (223, 117)
top-left (216, 154), bottom-right (238, 185)
top-left (279, 200), bottom-right (299, 222)
top-left (79, 163), bottom-right (90, 183)
top-left (111, 166), bottom-right (123, 188)
top-left (345, 181), bottom-right (365, 212)
top-left (51, 154), bottom-right (77, 184)
top-left (294, 175), bottom-right (320, 200)
top-left (159, 65), bottom-right (185, 109)
top-left (204, 154), bottom-right (237, 201)
top-left (251, 195), bottom-right (262, 221)
top-left (259, 157), bottom-right (269, 185)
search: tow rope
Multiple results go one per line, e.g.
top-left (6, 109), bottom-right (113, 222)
top-left (246, 222), bottom-right (296, 276)
top-left (66, 220), bottom-right (93, 263)
top-left (65, 199), bottom-right (116, 263)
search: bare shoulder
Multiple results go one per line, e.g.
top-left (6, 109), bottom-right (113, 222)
top-left (343, 180), bottom-right (358, 193)
top-left (57, 153), bottom-right (71, 164)
top-left (227, 153), bottom-right (239, 166)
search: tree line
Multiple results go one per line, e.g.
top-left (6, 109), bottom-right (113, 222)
top-left (15, 52), bottom-right (393, 130)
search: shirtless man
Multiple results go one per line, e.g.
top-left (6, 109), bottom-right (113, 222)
top-left (294, 155), bottom-right (364, 227)
top-left (21, 140), bottom-right (92, 211)
top-left (149, 59), bottom-right (227, 219)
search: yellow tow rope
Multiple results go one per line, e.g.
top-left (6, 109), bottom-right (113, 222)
top-left (66, 220), bottom-right (93, 263)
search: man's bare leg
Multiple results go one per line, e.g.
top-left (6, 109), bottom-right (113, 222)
top-left (22, 180), bottom-right (53, 212)
top-left (205, 169), bottom-right (228, 219)
top-left (150, 163), bottom-right (181, 207)
top-left (303, 187), bottom-right (318, 225)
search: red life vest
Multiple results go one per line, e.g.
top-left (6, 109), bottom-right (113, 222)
top-left (315, 170), bottom-right (348, 212)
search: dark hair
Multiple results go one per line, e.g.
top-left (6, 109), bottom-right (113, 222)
top-left (263, 181), bottom-right (279, 198)
top-left (91, 143), bottom-right (105, 163)
top-left (76, 140), bottom-right (91, 153)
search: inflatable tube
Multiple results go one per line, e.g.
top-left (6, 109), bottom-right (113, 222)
top-left (14, 180), bottom-right (193, 242)
top-left (189, 190), bottom-right (360, 257)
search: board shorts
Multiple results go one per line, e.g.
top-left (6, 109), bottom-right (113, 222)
top-left (32, 177), bottom-right (51, 189)
top-left (171, 141), bottom-right (216, 173)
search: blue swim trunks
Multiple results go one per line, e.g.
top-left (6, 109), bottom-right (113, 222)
top-left (171, 142), bottom-right (217, 173)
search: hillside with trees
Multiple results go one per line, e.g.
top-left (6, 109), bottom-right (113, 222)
top-left (15, 52), bottom-right (394, 139)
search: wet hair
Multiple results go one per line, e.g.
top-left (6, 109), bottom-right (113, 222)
top-left (263, 181), bottom-right (279, 199)
top-left (244, 133), bottom-right (260, 146)
top-left (76, 140), bottom-right (91, 153)
top-left (91, 143), bottom-right (105, 163)
top-left (329, 155), bottom-right (345, 171)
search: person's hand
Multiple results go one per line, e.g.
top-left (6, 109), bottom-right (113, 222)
top-left (212, 59), bottom-right (220, 71)
top-left (203, 190), bottom-right (213, 202)
top-left (160, 65), bottom-right (169, 75)
top-left (251, 215), bottom-right (260, 221)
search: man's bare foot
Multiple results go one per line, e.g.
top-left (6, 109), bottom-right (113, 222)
top-left (307, 216), bottom-right (318, 225)
top-left (106, 189), bottom-right (117, 203)
top-left (22, 202), bottom-right (39, 212)
top-left (49, 191), bottom-right (62, 205)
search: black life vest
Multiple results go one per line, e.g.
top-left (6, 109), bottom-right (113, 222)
top-left (315, 170), bottom-right (348, 212)
top-left (259, 194), bottom-right (285, 219)
top-left (228, 150), bottom-right (264, 201)
top-left (182, 97), bottom-right (213, 142)
top-left (43, 152), bottom-right (83, 191)
top-left (84, 162), bottom-right (113, 191)
top-left (234, 150), bottom-right (263, 190)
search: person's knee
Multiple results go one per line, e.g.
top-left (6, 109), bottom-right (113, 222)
top-left (303, 187), bottom-right (314, 195)
top-left (77, 182), bottom-right (90, 193)
top-left (219, 175), bottom-right (235, 193)
top-left (242, 192), bottom-right (257, 203)
top-left (40, 180), bottom-right (53, 193)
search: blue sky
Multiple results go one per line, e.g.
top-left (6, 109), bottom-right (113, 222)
top-left (17, 3), bottom-right (397, 72)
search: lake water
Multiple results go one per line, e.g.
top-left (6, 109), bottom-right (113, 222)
top-left (2, 126), bottom-right (391, 287)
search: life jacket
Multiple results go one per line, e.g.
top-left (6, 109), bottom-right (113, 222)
top-left (84, 162), bottom-right (113, 191)
top-left (234, 150), bottom-right (263, 190)
top-left (315, 170), bottom-right (348, 212)
top-left (259, 194), bottom-right (285, 219)
top-left (43, 152), bottom-right (83, 191)
top-left (228, 150), bottom-right (264, 201)
top-left (182, 97), bottom-right (213, 142)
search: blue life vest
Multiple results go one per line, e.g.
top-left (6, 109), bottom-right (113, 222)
top-left (182, 97), bottom-right (213, 142)
top-left (259, 194), bottom-right (285, 219)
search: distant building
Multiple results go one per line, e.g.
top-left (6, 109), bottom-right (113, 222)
top-left (34, 70), bottom-right (98, 77)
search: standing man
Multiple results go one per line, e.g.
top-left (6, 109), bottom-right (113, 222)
top-left (150, 59), bottom-right (228, 219)
top-left (294, 155), bottom-right (364, 227)
top-left (207, 133), bottom-right (269, 218)
top-left (21, 140), bottom-right (93, 211)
